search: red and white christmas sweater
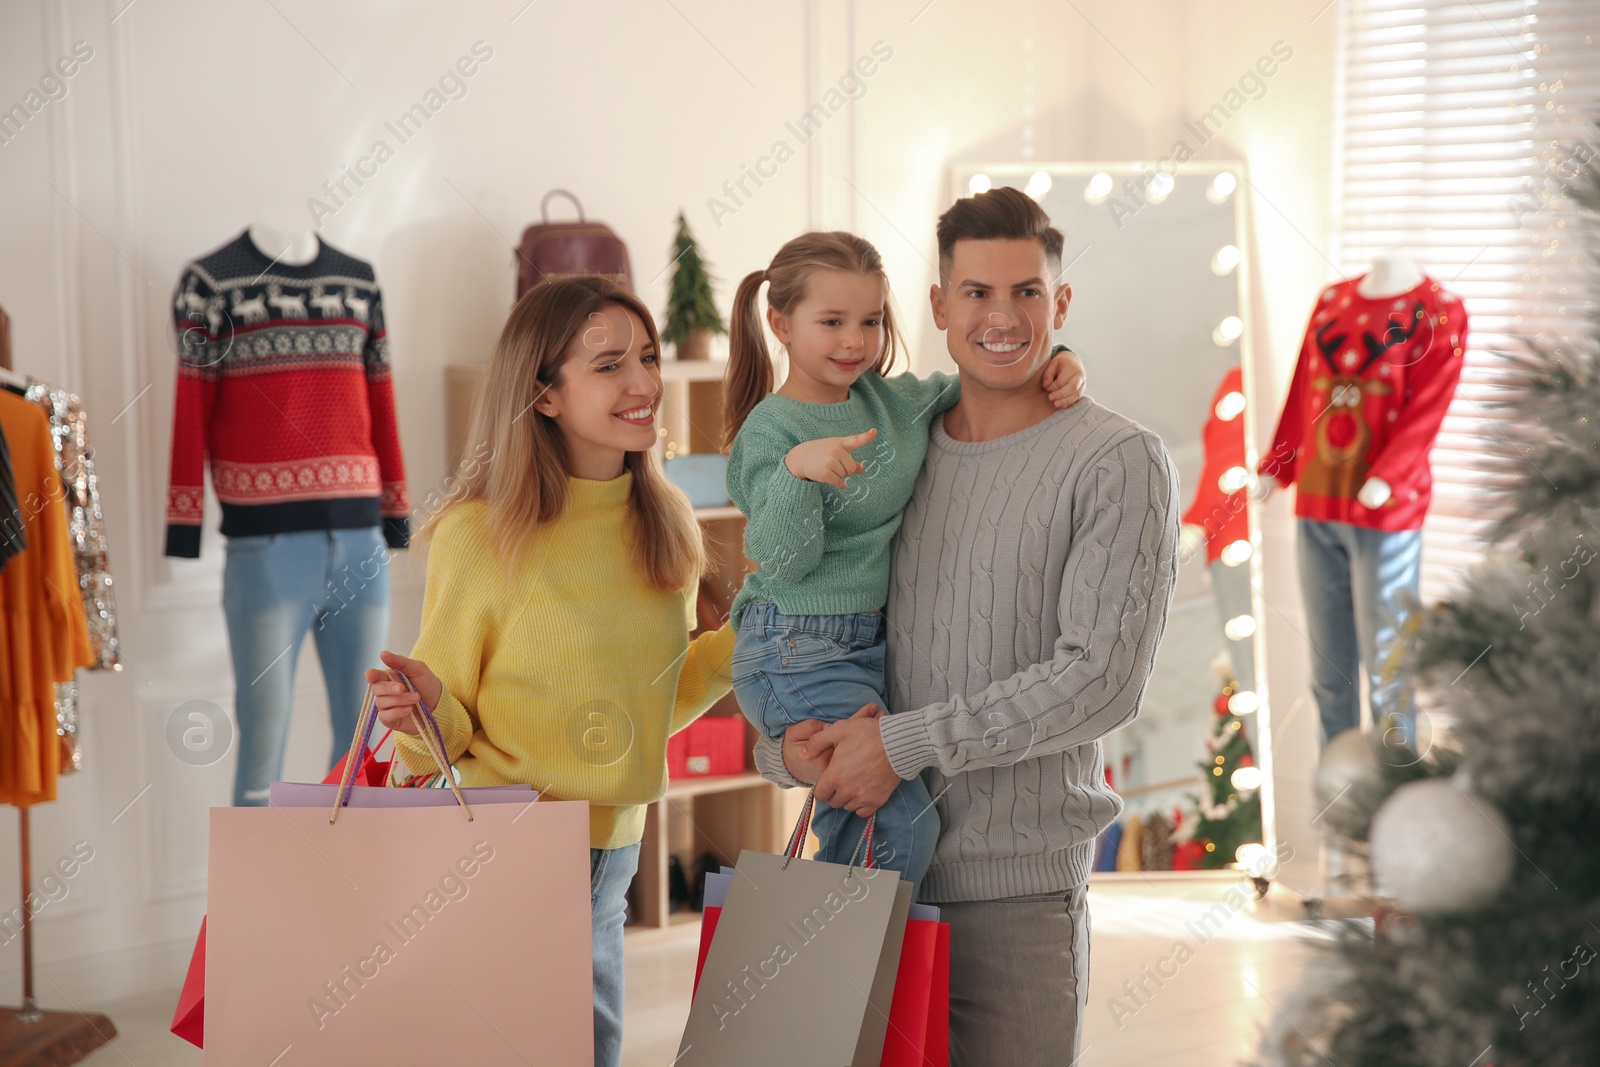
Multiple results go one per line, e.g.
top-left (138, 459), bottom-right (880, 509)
top-left (1258, 275), bottom-right (1467, 532)
top-left (1182, 364), bottom-right (1250, 564)
top-left (164, 232), bottom-right (410, 557)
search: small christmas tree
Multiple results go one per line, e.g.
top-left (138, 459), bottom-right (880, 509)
top-left (1257, 144), bottom-right (1600, 1067)
top-left (1186, 677), bottom-right (1262, 870)
top-left (662, 211), bottom-right (725, 359)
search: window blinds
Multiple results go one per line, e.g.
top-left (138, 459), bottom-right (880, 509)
top-left (1335, 0), bottom-right (1600, 601)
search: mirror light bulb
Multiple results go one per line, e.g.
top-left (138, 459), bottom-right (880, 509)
top-left (1084, 172), bottom-right (1113, 205)
top-left (1228, 690), bottom-right (1261, 715)
top-left (1219, 539), bottom-right (1253, 567)
top-left (1207, 172), bottom-right (1238, 204)
top-left (1231, 767), bottom-right (1264, 792)
top-left (1235, 842), bottom-right (1268, 872)
top-left (1212, 245), bottom-right (1241, 275)
top-left (1213, 315), bottom-right (1244, 346)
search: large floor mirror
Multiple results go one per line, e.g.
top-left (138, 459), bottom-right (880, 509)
top-left (952, 162), bottom-right (1273, 881)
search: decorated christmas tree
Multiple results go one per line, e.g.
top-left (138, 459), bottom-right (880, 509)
top-left (662, 211), bottom-right (725, 359)
top-left (1185, 676), bottom-right (1262, 871)
top-left (1258, 149), bottom-right (1600, 1067)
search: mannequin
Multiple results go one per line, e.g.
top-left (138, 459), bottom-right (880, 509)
top-left (247, 222), bottom-right (319, 267)
top-left (1260, 259), bottom-right (1468, 750)
top-left (166, 225), bottom-right (410, 805)
top-left (1356, 252), bottom-right (1424, 299)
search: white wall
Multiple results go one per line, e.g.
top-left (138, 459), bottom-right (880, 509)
top-left (0, 0), bottom-right (1339, 1003)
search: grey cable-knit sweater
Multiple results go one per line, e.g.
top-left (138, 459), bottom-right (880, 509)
top-left (754, 398), bottom-right (1180, 902)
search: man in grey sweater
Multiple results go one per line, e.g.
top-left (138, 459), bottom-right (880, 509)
top-left (754, 187), bottom-right (1180, 1064)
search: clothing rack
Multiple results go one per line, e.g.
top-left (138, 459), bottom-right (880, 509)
top-left (0, 305), bottom-right (114, 1065)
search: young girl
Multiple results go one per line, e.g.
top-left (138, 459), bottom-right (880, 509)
top-left (365, 276), bottom-right (733, 1067)
top-left (724, 232), bottom-right (1084, 898)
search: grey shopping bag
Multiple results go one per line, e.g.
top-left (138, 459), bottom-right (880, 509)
top-left (676, 792), bottom-right (912, 1066)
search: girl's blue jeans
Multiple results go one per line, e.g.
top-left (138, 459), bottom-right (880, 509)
top-left (731, 601), bottom-right (937, 899)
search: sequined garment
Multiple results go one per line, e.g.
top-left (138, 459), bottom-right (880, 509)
top-left (25, 382), bottom-right (120, 773)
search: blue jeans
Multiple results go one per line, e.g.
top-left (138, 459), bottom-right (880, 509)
top-left (590, 842), bottom-right (640, 1067)
top-left (1296, 519), bottom-right (1422, 747)
top-left (222, 527), bottom-right (392, 806)
top-left (731, 602), bottom-right (938, 899)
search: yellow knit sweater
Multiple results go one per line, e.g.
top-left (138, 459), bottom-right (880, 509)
top-left (392, 474), bottom-right (735, 849)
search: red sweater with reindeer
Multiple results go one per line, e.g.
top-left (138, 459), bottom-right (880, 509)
top-left (164, 232), bottom-right (410, 557)
top-left (1259, 275), bottom-right (1467, 532)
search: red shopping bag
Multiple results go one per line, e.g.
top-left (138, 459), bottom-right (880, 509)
top-left (693, 904), bottom-right (950, 1066)
top-left (169, 917), bottom-right (205, 1047)
top-left (880, 916), bottom-right (947, 1067)
top-left (321, 728), bottom-right (391, 786)
top-left (927, 921), bottom-right (950, 1066)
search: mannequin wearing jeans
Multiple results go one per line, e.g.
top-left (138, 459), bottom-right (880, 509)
top-left (1260, 254), bottom-right (1468, 748)
top-left (165, 220), bottom-right (411, 804)
top-left (1295, 519), bottom-right (1420, 743)
top-left (224, 527), bottom-right (391, 805)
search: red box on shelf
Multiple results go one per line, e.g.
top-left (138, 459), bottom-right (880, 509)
top-left (668, 715), bottom-right (747, 778)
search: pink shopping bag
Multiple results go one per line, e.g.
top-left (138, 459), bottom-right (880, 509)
top-left (196, 671), bottom-right (595, 1063)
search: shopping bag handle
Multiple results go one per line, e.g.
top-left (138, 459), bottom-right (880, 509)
top-left (781, 788), bottom-right (875, 871)
top-left (329, 670), bottom-right (474, 823)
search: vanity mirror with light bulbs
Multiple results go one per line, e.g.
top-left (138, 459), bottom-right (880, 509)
top-left (952, 162), bottom-right (1274, 881)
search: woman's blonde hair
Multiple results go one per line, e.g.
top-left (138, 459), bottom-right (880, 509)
top-left (424, 275), bottom-right (704, 592)
top-left (722, 231), bottom-right (904, 450)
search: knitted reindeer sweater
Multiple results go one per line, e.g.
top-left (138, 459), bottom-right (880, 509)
top-left (164, 231), bottom-right (410, 557)
top-left (1259, 275), bottom-right (1467, 532)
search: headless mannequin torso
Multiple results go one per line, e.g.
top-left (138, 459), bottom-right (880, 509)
top-left (247, 223), bottom-right (319, 267)
top-left (1351, 254), bottom-right (1425, 505)
top-left (1356, 252), bottom-right (1424, 300)
top-left (1261, 253), bottom-right (1427, 506)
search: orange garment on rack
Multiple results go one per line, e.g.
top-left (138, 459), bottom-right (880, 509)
top-left (0, 391), bottom-right (92, 806)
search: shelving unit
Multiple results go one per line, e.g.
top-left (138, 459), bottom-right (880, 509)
top-left (627, 772), bottom-right (784, 945)
top-left (444, 356), bottom-right (794, 943)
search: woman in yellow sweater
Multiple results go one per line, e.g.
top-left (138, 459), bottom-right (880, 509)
top-left (364, 275), bottom-right (734, 1067)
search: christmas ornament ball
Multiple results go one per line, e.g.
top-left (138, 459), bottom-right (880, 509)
top-left (1314, 728), bottom-right (1380, 805)
top-left (1369, 778), bottom-right (1514, 913)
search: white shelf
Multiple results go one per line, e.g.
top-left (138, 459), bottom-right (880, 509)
top-left (692, 505), bottom-right (742, 522)
top-left (660, 359), bottom-right (729, 383)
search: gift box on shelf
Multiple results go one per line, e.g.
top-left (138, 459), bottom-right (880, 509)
top-left (668, 715), bottom-right (746, 778)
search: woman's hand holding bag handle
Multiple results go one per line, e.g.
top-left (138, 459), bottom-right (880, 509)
top-left (364, 649), bottom-right (444, 734)
top-left (331, 668), bottom-right (472, 823)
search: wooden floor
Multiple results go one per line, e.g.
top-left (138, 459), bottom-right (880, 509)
top-left (77, 878), bottom-right (1328, 1066)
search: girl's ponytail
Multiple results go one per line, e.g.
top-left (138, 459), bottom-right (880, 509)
top-left (722, 268), bottom-right (774, 451)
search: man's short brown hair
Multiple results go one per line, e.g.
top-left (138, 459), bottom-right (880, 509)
top-left (936, 186), bottom-right (1065, 284)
